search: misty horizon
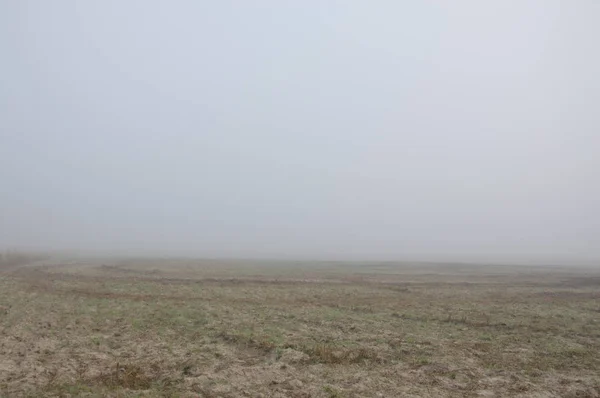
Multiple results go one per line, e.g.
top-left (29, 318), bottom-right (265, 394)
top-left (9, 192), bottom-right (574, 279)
top-left (2, 2), bottom-right (599, 265)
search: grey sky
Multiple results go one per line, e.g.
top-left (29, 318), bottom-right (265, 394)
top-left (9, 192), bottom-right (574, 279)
top-left (1, 1), bottom-right (599, 263)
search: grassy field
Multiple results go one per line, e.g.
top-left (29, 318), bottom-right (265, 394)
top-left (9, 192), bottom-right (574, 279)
top-left (1, 257), bottom-right (599, 397)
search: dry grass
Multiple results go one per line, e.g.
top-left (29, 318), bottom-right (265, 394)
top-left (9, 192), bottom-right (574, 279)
top-left (1, 258), bottom-right (600, 397)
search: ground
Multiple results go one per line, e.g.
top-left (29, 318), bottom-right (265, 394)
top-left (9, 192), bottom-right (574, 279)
top-left (1, 257), bottom-right (599, 397)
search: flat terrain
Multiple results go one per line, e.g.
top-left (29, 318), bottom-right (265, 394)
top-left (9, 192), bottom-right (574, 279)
top-left (1, 258), bottom-right (600, 397)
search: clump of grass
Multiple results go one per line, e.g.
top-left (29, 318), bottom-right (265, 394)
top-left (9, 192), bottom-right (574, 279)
top-left (323, 385), bottom-right (344, 397)
top-left (40, 362), bottom-right (178, 397)
top-left (300, 344), bottom-right (378, 364)
top-left (95, 363), bottom-right (153, 389)
top-left (218, 331), bottom-right (276, 352)
top-left (444, 311), bottom-right (492, 326)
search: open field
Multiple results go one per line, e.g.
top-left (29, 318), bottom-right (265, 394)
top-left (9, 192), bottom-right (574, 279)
top-left (1, 258), bottom-right (600, 397)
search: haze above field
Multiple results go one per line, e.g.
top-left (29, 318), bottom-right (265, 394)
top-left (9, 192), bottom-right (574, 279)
top-left (1, 1), bottom-right (599, 264)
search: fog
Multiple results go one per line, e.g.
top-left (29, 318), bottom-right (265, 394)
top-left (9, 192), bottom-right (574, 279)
top-left (1, 1), bottom-right (599, 264)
